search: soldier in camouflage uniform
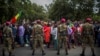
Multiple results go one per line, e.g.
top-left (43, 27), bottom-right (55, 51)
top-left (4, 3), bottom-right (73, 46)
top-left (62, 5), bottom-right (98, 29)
top-left (80, 18), bottom-right (95, 56)
top-left (2, 22), bottom-right (14, 56)
top-left (57, 18), bottom-right (68, 55)
top-left (32, 20), bottom-right (45, 56)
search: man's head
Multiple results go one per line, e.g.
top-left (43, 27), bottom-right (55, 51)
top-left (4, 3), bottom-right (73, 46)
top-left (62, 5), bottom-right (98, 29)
top-left (60, 18), bottom-right (66, 23)
top-left (86, 18), bottom-right (92, 23)
top-left (6, 21), bottom-right (10, 26)
top-left (36, 19), bottom-right (41, 24)
top-left (43, 22), bottom-right (48, 26)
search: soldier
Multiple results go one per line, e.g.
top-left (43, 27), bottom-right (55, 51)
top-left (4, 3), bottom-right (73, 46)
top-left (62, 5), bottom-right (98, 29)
top-left (2, 22), bottom-right (14, 56)
top-left (57, 18), bottom-right (68, 55)
top-left (80, 18), bottom-right (95, 56)
top-left (32, 20), bottom-right (45, 56)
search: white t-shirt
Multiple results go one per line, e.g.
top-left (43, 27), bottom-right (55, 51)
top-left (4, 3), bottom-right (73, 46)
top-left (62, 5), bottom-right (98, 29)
top-left (51, 27), bottom-right (58, 40)
top-left (67, 26), bottom-right (72, 35)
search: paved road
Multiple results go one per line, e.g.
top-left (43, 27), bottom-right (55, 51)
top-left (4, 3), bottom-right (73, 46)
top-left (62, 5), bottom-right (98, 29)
top-left (0, 46), bottom-right (100, 56)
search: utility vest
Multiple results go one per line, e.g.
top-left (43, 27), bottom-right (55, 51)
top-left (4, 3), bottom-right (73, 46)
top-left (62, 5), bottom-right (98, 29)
top-left (58, 24), bottom-right (68, 36)
top-left (82, 23), bottom-right (93, 35)
top-left (34, 24), bottom-right (43, 35)
top-left (3, 26), bottom-right (12, 38)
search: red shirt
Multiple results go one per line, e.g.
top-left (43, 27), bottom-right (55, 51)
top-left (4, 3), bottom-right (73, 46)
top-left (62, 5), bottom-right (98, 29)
top-left (43, 25), bottom-right (51, 43)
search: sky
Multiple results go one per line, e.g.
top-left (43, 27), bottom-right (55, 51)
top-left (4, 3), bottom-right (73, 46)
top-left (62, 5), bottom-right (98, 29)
top-left (30, 0), bottom-right (53, 9)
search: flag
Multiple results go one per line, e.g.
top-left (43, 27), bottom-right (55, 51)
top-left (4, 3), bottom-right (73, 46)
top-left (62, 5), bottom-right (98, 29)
top-left (11, 17), bottom-right (16, 24)
top-left (15, 11), bottom-right (22, 20)
top-left (10, 11), bottom-right (22, 24)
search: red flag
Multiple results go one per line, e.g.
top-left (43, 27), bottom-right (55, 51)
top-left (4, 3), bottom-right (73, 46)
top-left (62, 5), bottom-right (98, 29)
top-left (10, 17), bottom-right (16, 24)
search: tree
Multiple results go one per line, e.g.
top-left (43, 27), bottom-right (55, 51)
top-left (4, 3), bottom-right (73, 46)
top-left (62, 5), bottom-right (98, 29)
top-left (96, 0), bottom-right (100, 14)
top-left (48, 0), bottom-right (72, 20)
top-left (0, 0), bottom-right (46, 23)
top-left (48, 0), bottom-right (95, 20)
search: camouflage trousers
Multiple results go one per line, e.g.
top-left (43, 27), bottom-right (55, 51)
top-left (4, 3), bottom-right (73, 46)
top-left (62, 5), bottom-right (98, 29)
top-left (57, 36), bottom-right (68, 52)
top-left (3, 37), bottom-right (14, 52)
top-left (82, 35), bottom-right (94, 47)
top-left (32, 34), bottom-right (44, 51)
top-left (81, 35), bottom-right (95, 54)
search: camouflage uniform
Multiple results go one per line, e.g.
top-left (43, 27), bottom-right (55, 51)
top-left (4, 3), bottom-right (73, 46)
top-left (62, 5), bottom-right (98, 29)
top-left (32, 23), bottom-right (45, 56)
top-left (57, 23), bottom-right (68, 55)
top-left (2, 26), bottom-right (14, 56)
top-left (80, 23), bottom-right (95, 56)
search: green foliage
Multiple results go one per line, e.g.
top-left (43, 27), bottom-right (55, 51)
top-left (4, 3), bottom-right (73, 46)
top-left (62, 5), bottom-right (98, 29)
top-left (48, 0), bottom-right (97, 20)
top-left (0, 0), bottom-right (46, 23)
top-left (92, 15), bottom-right (100, 21)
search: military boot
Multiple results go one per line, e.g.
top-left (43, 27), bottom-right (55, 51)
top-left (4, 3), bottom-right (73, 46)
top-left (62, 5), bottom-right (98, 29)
top-left (32, 50), bottom-right (35, 56)
top-left (8, 52), bottom-right (12, 56)
top-left (57, 50), bottom-right (60, 55)
top-left (92, 50), bottom-right (96, 56)
top-left (42, 50), bottom-right (45, 55)
top-left (65, 50), bottom-right (68, 55)
top-left (80, 50), bottom-right (85, 56)
top-left (2, 49), bottom-right (5, 56)
top-left (80, 54), bottom-right (85, 56)
top-left (92, 54), bottom-right (96, 56)
top-left (9, 52), bottom-right (14, 56)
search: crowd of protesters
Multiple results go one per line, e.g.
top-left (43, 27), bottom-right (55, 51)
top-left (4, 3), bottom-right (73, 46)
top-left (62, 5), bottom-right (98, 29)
top-left (0, 18), bottom-right (100, 50)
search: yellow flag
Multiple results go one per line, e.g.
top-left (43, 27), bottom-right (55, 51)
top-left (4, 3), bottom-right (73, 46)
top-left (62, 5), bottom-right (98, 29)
top-left (15, 11), bottom-right (22, 20)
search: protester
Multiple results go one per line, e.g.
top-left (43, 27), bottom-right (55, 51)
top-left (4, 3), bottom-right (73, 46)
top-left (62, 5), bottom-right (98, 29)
top-left (18, 23), bottom-right (25, 47)
top-left (96, 21), bottom-right (100, 47)
top-left (43, 22), bottom-right (51, 48)
top-left (24, 23), bottom-right (31, 46)
top-left (12, 24), bottom-right (17, 44)
top-left (0, 24), bottom-right (2, 44)
top-left (51, 22), bottom-right (58, 49)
